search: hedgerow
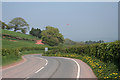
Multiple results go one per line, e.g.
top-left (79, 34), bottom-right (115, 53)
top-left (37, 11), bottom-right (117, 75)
top-left (43, 41), bottom-right (120, 78)
top-left (45, 41), bottom-right (120, 68)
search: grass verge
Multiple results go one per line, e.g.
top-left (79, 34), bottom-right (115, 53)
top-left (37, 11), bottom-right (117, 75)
top-left (2, 50), bottom-right (45, 66)
top-left (2, 55), bottom-right (22, 66)
top-left (21, 50), bottom-right (45, 55)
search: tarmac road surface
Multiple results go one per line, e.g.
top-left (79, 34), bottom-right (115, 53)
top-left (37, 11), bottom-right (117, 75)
top-left (2, 54), bottom-right (97, 79)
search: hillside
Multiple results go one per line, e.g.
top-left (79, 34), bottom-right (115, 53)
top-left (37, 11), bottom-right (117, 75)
top-left (2, 29), bottom-right (48, 49)
top-left (2, 29), bottom-right (39, 41)
top-left (2, 30), bottom-right (51, 66)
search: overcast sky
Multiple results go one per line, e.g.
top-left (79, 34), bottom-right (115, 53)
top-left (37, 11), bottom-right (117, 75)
top-left (2, 2), bottom-right (118, 42)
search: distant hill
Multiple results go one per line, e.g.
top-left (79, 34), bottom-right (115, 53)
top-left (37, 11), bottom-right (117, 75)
top-left (64, 38), bottom-right (77, 45)
top-left (64, 38), bottom-right (85, 45)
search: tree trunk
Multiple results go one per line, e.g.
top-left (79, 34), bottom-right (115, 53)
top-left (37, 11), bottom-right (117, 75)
top-left (14, 27), bottom-right (17, 32)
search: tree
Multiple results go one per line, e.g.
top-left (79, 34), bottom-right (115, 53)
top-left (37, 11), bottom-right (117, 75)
top-left (85, 40), bottom-right (104, 44)
top-left (29, 28), bottom-right (42, 38)
top-left (8, 17), bottom-right (29, 33)
top-left (41, 26), bottom-right (64, 46)
top-left (0, 21), bottom-right (9, 29)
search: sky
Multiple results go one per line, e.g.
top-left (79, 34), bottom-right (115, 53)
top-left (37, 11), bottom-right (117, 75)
top-left (2, 2), bottom-right (118, 42)
top-left (1, 0), bottom-right (120, 2)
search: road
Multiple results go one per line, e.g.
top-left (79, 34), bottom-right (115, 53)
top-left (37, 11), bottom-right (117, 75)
top-left (2, 54), bottom-right (96, 79)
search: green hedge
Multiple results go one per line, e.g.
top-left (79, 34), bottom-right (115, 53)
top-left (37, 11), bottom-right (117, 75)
top-left (2, 48), bottom-right (20, 57)
top-left (2, 46), bottom-right (55, 56)
top-left (45, 41), bottom-right (120, 70)
top-left (2, 48), bottom-right (21, 65)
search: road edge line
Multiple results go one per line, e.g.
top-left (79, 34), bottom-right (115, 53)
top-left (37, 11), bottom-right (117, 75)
top-left (70, 59), bottom-right (80, 79)
top-left (56, 57), bottom-right (80, 79)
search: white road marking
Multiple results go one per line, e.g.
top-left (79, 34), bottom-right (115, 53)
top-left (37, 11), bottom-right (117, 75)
top-left (70, 59), bottom-right (80, 79)
top-left (24, 57), bottom-right (48, 80)
top-left (45, 59), bottom-right (48, 66)
top-left (24, 57), bottom-right (48, 79)
top-left (35, 57), bottom-right (48, 73)
top-left (56, 57), bottom-right (80, 79)
top-left (24, 77), bottom-right (30, 80)
top-left (35, 67), bottom-right (44, 73)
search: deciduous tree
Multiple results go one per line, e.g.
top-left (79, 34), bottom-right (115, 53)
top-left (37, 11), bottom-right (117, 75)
top-left (8, 17), bottom-right (29, 34)
top-left (41, 26), bottom-right (64, 46)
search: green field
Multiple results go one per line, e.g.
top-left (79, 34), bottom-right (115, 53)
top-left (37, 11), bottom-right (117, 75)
top-left (2, 37), bottom-right (48, 49)
top-left (2, 29), bottom-right (39, 40)
top-left (2, 29), bottom-right (49, 49)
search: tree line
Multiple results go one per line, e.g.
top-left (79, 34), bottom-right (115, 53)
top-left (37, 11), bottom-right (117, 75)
top-left (85, 40), bottom-right (104, 44)
top-left (0, 17), bottom-right (104, 46)
top-left (0, 17), bottom-right (64, 46)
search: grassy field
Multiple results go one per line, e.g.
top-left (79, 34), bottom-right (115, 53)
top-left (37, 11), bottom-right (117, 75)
top-left (2, 36), bottom-right (49, 49)
top-left (2, 29), bottom-right (39, 40)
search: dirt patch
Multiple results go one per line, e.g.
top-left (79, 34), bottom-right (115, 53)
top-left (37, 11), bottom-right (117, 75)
top-left (9, 40), bottom-right (17, 42)
top-left (2, 36), bottom-right (5, 38)
top-left (35, 40), bottom-right (44, 45)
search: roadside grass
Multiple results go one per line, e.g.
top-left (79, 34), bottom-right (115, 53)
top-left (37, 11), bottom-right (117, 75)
top-left (22, 50), bottom-right (45, 55)
top-left (2, 56), bottom-right (22, 66)
top-left (2, 29), bottom-right (39, 40)
top-left (2, 50), bottom-right (45, 66)
top-left (43, 53), bottom-right (120, 79)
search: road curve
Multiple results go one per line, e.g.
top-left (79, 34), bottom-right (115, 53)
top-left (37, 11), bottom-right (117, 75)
top-left (2, 54), bottom-right (78, 78)
top-left (2, 54), bottom-right (96, 79)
